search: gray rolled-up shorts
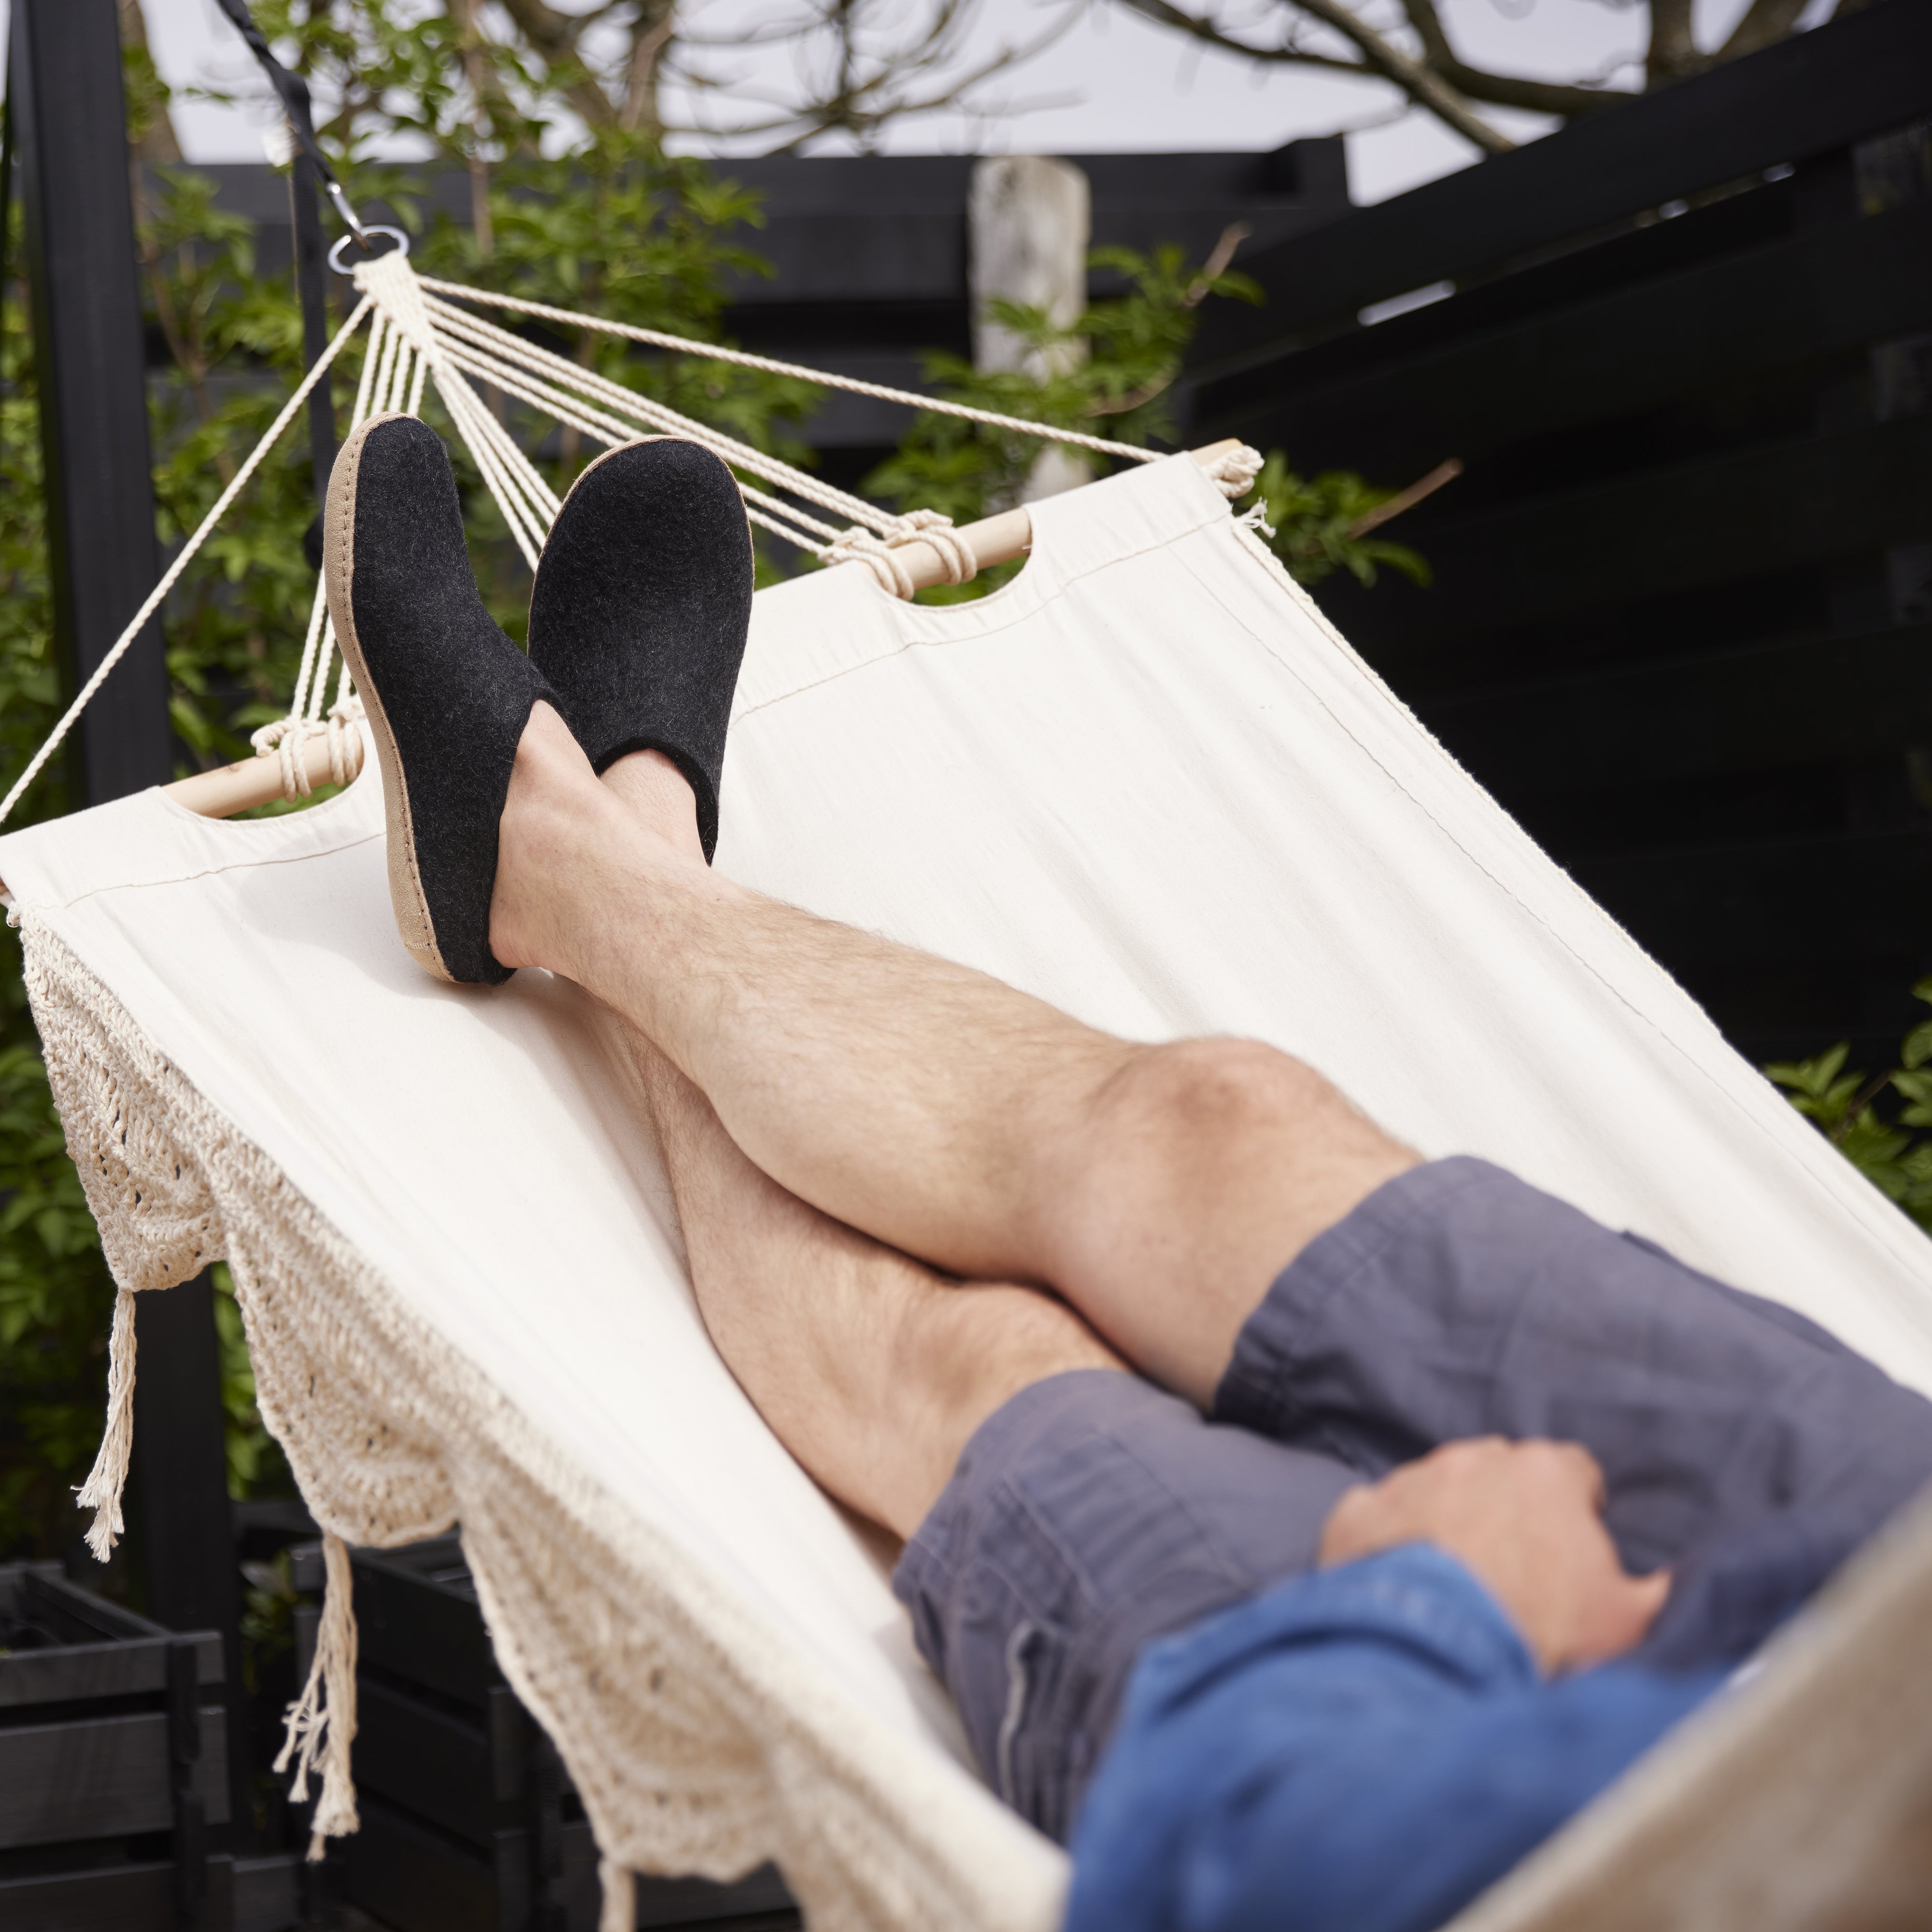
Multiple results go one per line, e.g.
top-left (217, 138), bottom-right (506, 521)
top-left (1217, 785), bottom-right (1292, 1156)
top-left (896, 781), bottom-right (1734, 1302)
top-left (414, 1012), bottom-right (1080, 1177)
top-left (892, 1155), bottom-right (1932, 1841)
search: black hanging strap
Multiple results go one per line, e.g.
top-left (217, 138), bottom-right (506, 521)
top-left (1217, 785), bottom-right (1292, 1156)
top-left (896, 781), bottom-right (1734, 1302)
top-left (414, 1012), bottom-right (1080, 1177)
top-left (209, 1), bottom-right (350, 530)
top-left (209, 0), bottom-right (371, 249)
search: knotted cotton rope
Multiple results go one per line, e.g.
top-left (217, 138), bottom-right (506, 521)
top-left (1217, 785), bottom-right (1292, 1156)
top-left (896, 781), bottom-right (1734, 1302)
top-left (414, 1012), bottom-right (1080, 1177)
top-left (73, 1286), bottom-right (137, 1560)
top-left (0, 249), bottom-right (1264, 831)
top-left (274, 1530), bottom-right (361, 1859)
top-left (0, 294), bottom-right (373, 832)
top-left (821, 508), bottom-right (981, 598)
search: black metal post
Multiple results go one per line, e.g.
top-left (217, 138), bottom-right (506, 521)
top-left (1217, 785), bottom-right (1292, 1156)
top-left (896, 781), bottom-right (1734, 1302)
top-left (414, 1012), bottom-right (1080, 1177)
top-left (11, 0), bottom-right (170, 803)
top-left (134, 1281), bottom-right (252, 1850)
top-left (12, 0), bottom-right (253, 1849)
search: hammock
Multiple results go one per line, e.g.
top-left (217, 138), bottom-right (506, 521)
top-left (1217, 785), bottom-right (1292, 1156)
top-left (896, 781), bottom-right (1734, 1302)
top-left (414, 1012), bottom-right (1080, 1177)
top-left (4, 252), bottom-right (1932, 1932)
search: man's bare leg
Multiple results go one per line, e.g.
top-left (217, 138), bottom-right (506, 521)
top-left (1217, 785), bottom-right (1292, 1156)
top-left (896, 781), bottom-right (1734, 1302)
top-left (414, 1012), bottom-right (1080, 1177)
top-left (636, 1009), bottom-right (1665, 1668)
top-left (491, 706), bottom-right (1414, 1407)
top-left (632, 1030), bottom-right (1122, 1539)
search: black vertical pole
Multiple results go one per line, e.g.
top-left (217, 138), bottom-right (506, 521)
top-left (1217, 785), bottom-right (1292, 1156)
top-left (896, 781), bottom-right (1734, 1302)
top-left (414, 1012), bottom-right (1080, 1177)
top-left (289, 150), bottom-right (335, 513)
top-left (12, 0), bottom-right (253, 1851)
top-left (11, 0), bottom-right (170, 803)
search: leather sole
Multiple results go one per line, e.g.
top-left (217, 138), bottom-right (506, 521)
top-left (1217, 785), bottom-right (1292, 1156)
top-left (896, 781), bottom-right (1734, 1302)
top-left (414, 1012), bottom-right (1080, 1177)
top-left (324, 412), bottom-right (457, 984)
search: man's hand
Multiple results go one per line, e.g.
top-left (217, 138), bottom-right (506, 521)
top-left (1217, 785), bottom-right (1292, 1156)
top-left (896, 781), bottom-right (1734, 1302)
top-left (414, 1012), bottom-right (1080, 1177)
top-left (1317, 1437), bottom-right (1670, 1675)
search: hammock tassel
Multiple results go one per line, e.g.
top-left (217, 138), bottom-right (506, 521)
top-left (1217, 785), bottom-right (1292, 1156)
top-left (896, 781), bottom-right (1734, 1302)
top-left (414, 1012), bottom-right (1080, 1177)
top-left (599, 1858), bottom-right (635, 1932)
top-left (276, 1531), bottom-right (362, 1858)
top-left (74, 1285), bottom-right (138, 1561)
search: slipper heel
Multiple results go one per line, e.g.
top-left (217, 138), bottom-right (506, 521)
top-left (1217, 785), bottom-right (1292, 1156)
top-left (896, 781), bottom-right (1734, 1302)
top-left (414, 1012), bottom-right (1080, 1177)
top-left (324, 413), bottom-right (557, 985)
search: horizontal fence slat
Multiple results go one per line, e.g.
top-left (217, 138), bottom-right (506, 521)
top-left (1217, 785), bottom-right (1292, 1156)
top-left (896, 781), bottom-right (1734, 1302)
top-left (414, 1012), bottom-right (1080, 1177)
top-left (1575, 828), bottom-right (1932, 968)
top-left (353, 1553), bottom-right (502, 1711)
top-left (1423, 624), bottom-right (1932, 796)
top-left (1338, 414), bottom-right (1932, 655)
top-left (1191, 0), bottom-right (1932, 363)
top-left (0, 1708), bottom-right (229, 1849)
top-left (341, 1794), bottom-right (508, 1932)
top-left (0, 1637), bottom-right (172, 1709)
top-left (1200, 201), bottom-right (1932, 470)
top-left (353, 1675), bottom-right (508, 1847)
top-left (0, 1856), bottom-right (235, 1932)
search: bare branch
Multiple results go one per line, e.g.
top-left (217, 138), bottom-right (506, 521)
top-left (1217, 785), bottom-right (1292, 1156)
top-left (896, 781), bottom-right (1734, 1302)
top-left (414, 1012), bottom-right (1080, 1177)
top-left (1717, 0), bottom-right (1812, 63)
top-left (1183, 221), bottom-right (1250, 306)
top-left (1393, 0), bottom-right (1629, 115)
top-left (119, 0), bottom-right (185, 164)
top-left (1646, 0), bottom-right (1699, 83)
top-left (494, 0), bottom-right (624, 126)
top-left (1431, 62), bottom-right (1631, 117)
top-left (1346, 457), bottom-right (1461, 537)
top-left (1109, 0), bottom-right (1387, 80)
top-left (621, 0), bottom-right (679, 134)
top-left (1114, 0), bottom-right (1517, 153)
top-left (668, 0), bottom-right (1086, 152)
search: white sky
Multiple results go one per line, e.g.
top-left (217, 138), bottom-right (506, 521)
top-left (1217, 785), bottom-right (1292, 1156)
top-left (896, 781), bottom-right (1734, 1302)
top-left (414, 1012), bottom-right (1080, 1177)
top-left (4, 0), bottom-right (1831, 206)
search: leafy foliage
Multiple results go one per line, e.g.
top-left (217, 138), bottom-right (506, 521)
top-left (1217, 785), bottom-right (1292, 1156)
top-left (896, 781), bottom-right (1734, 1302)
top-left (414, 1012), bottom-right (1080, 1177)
top-left (0, 4), bottom-right (813, 1558)
top-left (866, 243), bottom-right (1427, 599)
top-left (1248, 450), bottom-right (1430, 589)
top-left (0, 168), bottom-right (121, 1562)
top-left (1765, 980), bottom-right (1932, 1233)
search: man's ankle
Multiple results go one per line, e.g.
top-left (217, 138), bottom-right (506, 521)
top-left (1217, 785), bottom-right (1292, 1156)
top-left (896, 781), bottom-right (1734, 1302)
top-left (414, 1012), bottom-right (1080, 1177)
top-left (602, 749), bottom-right (706, 864)
top-left (488, 701), bottom-right (608, 971)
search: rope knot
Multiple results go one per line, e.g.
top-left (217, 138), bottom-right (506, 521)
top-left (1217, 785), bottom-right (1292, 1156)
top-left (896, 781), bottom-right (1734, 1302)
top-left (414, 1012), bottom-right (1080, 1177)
top-left (355, 249), bottom-right (440, 363)
top-left (250, 700), bottom-right (366, 800)
top-left (1201, 443), bottom-right (1265, 500)
top-left (819, 511), bottom-right (978, 600)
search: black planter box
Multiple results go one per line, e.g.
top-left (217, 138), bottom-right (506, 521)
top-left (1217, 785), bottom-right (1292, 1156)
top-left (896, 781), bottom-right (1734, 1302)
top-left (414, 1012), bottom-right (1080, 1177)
top-left (0, 1561), bottom-right (241, 1931)
top-left (292, 1539), bottom-right (798, 1932)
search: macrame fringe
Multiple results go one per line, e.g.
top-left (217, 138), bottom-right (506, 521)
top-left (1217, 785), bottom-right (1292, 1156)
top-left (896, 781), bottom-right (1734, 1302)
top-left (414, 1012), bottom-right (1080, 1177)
top-left (74, 1286), bottom-right (137, 1560)
top-left (275, 1531), bottom-right (362, 1859)
top-left (599, 1858), bottom-right (635, 1932)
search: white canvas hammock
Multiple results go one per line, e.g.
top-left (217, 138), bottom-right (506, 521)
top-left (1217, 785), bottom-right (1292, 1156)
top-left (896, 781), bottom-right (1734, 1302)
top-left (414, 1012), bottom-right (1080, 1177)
top-left (4, 249), bottom-right (1932, 1932)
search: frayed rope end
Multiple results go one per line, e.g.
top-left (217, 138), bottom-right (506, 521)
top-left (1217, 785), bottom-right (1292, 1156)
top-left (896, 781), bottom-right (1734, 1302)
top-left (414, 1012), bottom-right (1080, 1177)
top-left (73, 1287), bottom-right (137, 1561)
top-left (599, 1859), bottom-right (635, 1932)
top-left (275, 1532), bottom-right (361, 1860)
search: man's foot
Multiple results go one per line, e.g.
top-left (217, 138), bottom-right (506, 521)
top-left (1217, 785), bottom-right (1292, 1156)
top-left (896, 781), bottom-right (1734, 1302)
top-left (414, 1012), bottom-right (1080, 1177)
top-left (527, 439), bottom-right (754, 862)
top-left (324, 414), bottom-right (558, 985)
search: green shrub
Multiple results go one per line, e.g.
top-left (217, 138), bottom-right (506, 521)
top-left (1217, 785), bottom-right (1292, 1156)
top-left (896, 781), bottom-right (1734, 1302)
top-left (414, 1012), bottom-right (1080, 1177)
top-left (1765, 980), bottom-right (1932, 1233)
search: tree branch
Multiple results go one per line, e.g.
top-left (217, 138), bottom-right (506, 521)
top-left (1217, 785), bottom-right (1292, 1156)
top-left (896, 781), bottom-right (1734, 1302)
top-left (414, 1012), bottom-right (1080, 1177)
top-left (494, 0), bottom-right (621, 125)
top-left (1646, 0), bottom-right (1700, 84)
top-left (1431, 61), bottom-right (1631, 117)
top-left (621, 0), bottom-right (679, 135)
top-left (1718, 0), bottom-right (1812, 63)
top-left (1385, 0), bottom-right (1630, 117)
top-left (1113, 0), bottom-right (1514, 152)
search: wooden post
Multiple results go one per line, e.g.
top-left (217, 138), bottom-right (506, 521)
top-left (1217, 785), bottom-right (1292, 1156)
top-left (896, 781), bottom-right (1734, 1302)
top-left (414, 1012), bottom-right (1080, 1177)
top-left (967, 155), bottom-right (1092, 503)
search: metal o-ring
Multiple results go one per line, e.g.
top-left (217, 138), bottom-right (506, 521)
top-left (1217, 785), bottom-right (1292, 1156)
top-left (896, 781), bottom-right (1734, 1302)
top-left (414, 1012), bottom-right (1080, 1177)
top-left (328, 226), bottom-right (411, 277)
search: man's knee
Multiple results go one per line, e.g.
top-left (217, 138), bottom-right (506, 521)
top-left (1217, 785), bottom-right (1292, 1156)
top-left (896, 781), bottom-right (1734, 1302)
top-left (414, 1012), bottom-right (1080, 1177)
top-left (1042, 1041), bottom-right (1361, 1239)
top-left (1095, 1037), bottom-right (1345, 1155)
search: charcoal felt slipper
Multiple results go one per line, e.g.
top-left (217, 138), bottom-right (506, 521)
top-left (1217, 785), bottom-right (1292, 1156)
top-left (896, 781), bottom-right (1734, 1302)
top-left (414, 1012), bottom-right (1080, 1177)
top-left (527, 437), bottom-right (754, 862)
top-left (324, 412), bottom-right (558, 986)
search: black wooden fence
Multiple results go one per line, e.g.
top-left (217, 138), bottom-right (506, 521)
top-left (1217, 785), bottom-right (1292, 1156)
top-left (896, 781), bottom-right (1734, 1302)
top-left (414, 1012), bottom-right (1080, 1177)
top-left (1189, 0), bottom-right (1932, 1074)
